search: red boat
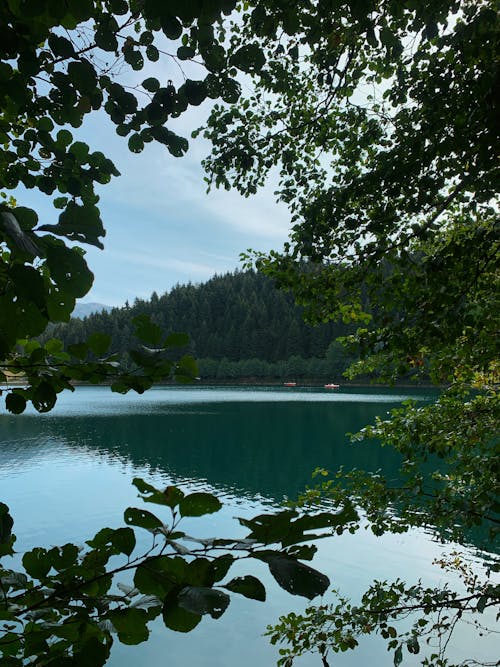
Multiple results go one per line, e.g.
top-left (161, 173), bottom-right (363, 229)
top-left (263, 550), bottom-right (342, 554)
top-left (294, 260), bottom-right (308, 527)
top-left (283, 382), bottom-right (297, 387)
top-left (324, 383), bottom-right (340, 389)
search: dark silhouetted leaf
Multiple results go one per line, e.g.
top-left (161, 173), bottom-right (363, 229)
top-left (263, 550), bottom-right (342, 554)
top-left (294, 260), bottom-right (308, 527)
top-left (224, 575), bottom-right (266, 601)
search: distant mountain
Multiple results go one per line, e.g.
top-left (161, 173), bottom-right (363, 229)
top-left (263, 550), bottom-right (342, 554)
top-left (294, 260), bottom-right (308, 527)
top-left (73, 302), bottom-right (112, 319)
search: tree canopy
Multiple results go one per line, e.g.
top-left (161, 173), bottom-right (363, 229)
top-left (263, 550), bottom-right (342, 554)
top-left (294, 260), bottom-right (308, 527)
top-left (1, 1), bottom-right (498, 666)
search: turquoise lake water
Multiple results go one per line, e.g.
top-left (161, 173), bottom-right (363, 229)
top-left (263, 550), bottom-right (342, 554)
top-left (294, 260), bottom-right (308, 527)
top-left (0, 385), bottom-right (497, 665)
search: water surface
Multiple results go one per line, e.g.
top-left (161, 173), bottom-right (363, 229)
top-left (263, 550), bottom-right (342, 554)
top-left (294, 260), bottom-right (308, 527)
top-left (0, 386), bottom-right (496, 665)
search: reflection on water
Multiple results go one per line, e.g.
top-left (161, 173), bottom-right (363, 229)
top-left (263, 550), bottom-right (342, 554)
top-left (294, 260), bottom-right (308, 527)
top-left (1, 386), bottom-right (496, 666)
top-left (1, 386), bottom-right (423, 501)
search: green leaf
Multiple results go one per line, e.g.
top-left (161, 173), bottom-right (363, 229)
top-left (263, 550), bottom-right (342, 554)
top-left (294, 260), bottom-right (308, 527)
top-left (10, 264), bottom-right (46, 309)
top-left (259, 553), bottom-right (330, 599)
top-left (179, 492), bottom-right (222, 517)
top-left (224, 575), bottom-right (266, 601)
top-left (146, 45), bottom-right (159, 62)
top-left (210, 554), bottom-right (234, 583)
top-left (162, 594), bottom-right (201, 633)
top-left (87, 527), bottom-right (136, 557)
top-left (48, 34), bottom-right (76, 58)
top-left (181, 79), bottom-right (207, 106)
top-left (165, 332), bottom-right (189, 347)
top-left (68, 342), bottom-right (88, 359)
top-left (178, 586), bottom-right (230, 619)
top-left (46, 244), bottom-right (94, 297)
top-left (128, 133), bottom-right (144, 154)
top-left (5, 392), bottom-right (26, 415)
top-left (56, 129), bottom-right (73, 148)
top-left (0, 503), bottom-right (14, 545)
top-left (13, 206), bottom-right (38, 230)
top-left (177, 46), bottom-right (195, 60)
top-left (407, 636), bottom-right (420, 654)
top-left (22, 547), bottom-right (51, 579)
top-left (163, 16), bottom-right (183, 40)
top-left (68, 59), bottom-right (97, 94)
top-left (132, 478), bottom-right (180, 506)
top-left (175, 355), bottom-right (198, 382)
top-left (86, 332), bottom-right (111, 356)
top-left (476, 595), bottom-right (488, 613)
top-left (124, 507), bottom-right (163, 531)
top-left (143, 77), bottom-right (160, 92)
top-left (68, 141), bottom-right (90, 163)
top-left (135, 556), bottom-right (187, 597)
top-left (230, 44), bottom-right (266, 73)
top-left (394, 645), bottom-right (403, 666)
top-left (133, 314), bottom-right (162, 345)
top-left (32, 381), bottom-right (57, 413)
top-left (108, 608), bottom-right (149, 644)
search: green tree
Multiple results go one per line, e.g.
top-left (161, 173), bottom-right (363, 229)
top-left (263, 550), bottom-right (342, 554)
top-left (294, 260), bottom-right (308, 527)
top-left (199, 0), bottom-right (499, 664)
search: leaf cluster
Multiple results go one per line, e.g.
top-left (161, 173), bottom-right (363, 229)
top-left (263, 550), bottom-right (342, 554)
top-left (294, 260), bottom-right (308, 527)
top-left (0, 477), bottom-right (350, 664)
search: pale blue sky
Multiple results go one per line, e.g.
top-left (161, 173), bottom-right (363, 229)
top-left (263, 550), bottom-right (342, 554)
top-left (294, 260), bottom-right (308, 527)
top-left (22, 106), bottom-right (289, 307)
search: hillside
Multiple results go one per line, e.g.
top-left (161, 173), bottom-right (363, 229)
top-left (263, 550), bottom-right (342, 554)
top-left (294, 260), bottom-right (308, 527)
top-left (46, 270), bottom-right (358, 380)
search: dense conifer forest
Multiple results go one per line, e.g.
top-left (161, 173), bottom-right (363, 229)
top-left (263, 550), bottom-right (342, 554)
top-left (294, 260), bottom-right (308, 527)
top-left (45, 270), bottom-right (360, 381)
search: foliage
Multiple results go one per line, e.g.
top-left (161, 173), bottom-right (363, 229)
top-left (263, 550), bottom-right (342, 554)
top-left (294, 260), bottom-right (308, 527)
top-left (1, 479), bottom-right (356, 665)
top-left (197, 0), bottom-right (500, 664)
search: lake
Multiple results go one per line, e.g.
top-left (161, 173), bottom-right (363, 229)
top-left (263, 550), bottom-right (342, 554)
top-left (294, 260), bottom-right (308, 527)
top-left (0, 386), bottom-right (497, 665)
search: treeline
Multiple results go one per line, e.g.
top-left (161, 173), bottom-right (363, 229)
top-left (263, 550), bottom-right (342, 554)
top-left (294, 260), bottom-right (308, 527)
top-left (45, 270), bottom-right (357, 380)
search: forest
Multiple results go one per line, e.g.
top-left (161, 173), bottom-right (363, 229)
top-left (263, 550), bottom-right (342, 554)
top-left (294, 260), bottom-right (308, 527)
top-left (43, 269), bottom-right (363, 381)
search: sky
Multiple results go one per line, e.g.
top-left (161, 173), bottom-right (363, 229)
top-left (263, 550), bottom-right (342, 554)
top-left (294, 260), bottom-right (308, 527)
top-left (79, 104), bottom-right (291, 307)
top-left (18, 51), bottom-right (292, 308)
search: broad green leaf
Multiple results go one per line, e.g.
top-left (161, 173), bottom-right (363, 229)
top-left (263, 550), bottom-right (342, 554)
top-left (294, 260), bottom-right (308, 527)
top-left (224, 575), bottom-right (266, 601)
top-left (5, 392), bottom-right (26, 415)
top-left (128, 133), bottom-right (144, 154)
top-left (259, 553), bottom-right (330, 600)
top-left (46, 244), bottom-right (94, 297)
top-left (177, 46), bottom-right (195, 60)
top-left (165, 332), bottom-right (189, 347)
top-left (10, 265), bottom-right (45, 309)
top-left (48, 34), bottom-right (76, 58)
top-left (68, 59), bottom-right (97, 94)
top-left (133, 314), bottom-right (162, 345)
top-left (22, 547), bottom-right (51, 579)
top-left (163, 16), bottom-right (182, 39)
top-left (87, 527), bottom-right (136, 557)
top-left (68, 342), bottom-right (88, 359)
top-left (179, 492), bottom-right (222, 517)
top-left (229, 44), bottom-right (266, 73)
top-left (162, 594), bottom-right (201, 633)
top-left (181, 79), bottom-right (207, 106)
top-left (134, 556), bottom-right (187, 597)
top-left (108, 608), bottom-right (149, 644)
top-left (178, 585), bottom-right (230, 619)
top-left (124, 507), bottom-right (163, 531)
top-left (132, 478), bottom-right (177, 506)
top-left (32, 381), bottom-right (57, 413)
top-left (87, 332), bottom-right (111, 356)
top-left (142, 77), bottom-right (160, 92)
top-left (0, 503), bottom-right (14, 545)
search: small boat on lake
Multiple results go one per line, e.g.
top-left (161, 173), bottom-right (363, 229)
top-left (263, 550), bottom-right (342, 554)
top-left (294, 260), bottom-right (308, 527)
top-left (283, 382), bottom-right (297, 387)
top-left (324, 383), bottom-right (340, 389)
